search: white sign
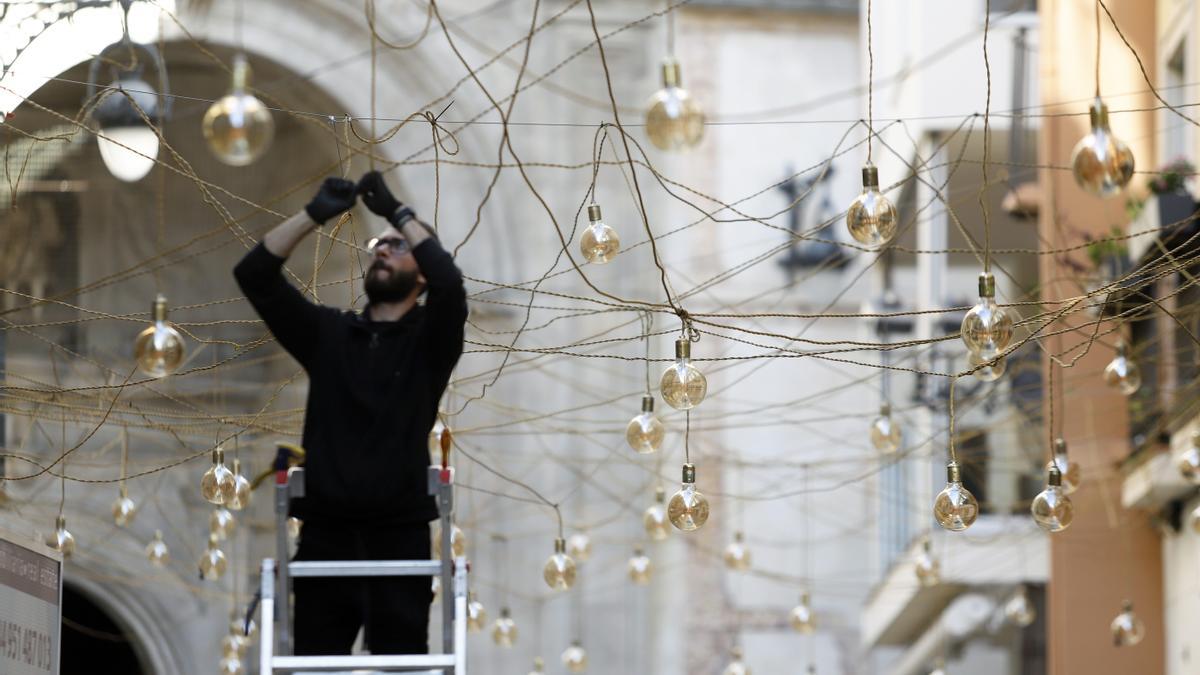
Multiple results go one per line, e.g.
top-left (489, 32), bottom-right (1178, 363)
top-left (0, 531), bottom-right (61, 675)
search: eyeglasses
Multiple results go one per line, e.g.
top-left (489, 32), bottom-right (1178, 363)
top-left (366, 236), bottom-right (411, 254)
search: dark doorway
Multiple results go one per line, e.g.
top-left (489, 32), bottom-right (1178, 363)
top-left (61, 584), bottom-right (147, 675)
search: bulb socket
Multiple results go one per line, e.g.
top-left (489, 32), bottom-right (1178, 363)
top-left (1054, 437), bottom-right (1067, 456)
top-left (731, 646), bottom-right (743, 659)
top-left (1122, 599), bottom-right (1134, 612)
top-left (232, 53), bottom-right (252, 92)
top-left (1090, 97), bottom-right (1110, 130)
top-left (675, 338), bottom-right (691, 360)
top-left (734, 530), bottom-right (744, 542)
top-left (587, 203), bottom-right (602, 223)
top-left (500, 606), bottom-right (511, 618)
top-left (800, 590), bottom-right (811, 605)
top-left (977, 272), bottom-right (996, 298)
top-left (641, 394), bottom-right (655, 413)
top-left (154, 529), bottom-right (164, 540)
top-left (681, 462), bottom-right (696, 484)
top-left (946, 460), bottom-right (962, 483)
top-left (55, 515), bottom-right (66, 530)
top-left (209, 532), bottom-right (220, 547)
top-left (213, 447), bottom-right (225, 465)
top-left (633, 547), bottom-right (644, 556)
top-left (655, 485), bottom-right (665, 502)
top-left (1192, 429), bottom-right (1200, 448)
top-left (1047, 463), bottom-right (1063, 487)
top-left (861, 164), bottom-right (880, 189)
top-left (661, 59), bottom-right (681, 88)
top-left (554, 537), bottom-right (566, 554)
top-left (1116, 340), bottom-right (1128, 357)
top-left (879, 401), bottom-right (891, 416)
top-left (119, 484), bottom-right (129, 499)
top-left (152, 293), bottom-right (168, 322)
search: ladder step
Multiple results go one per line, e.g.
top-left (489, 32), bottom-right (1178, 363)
top-left (271, 654), bottom-right (455, 672)
top-left (288, 561), bottom-right (443, 577)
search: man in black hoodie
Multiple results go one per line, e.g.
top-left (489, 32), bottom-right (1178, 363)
top-left (233, 171), bottom-right (467, 655)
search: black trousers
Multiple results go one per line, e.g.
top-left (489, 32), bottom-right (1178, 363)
top-left (293, 520), bottom-right (433, 655)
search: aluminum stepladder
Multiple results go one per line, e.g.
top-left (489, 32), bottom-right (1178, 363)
top-left (258, 443), bottom-right (467, 674)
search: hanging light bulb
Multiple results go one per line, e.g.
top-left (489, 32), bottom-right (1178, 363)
top-left (466, 593), bottom-right (487, 633)
top-left (1177, 431), bottom-right (1200, 484)
top-left (218, 655), bottom-right (245, 675)
top-left (1104, 341), bottom-right (1142, 395)
top-left (528, 657), bottom-right (545, 675)
top-left (1071, 97), bottom-right (1135, 197)
top-left (722, 646), bottom-right (751, 675)
top-left (201, 447), bottom-right (237, 506)
top-left (723, 531), bottom-right (751, 571)
top-left (628, 548), bottom-right (653, 585)
top-left (1031, 463), bottom-right (1074, 533)
top-left (134, 294), bottom-right (186, 377)
top-left (933, 460), bottom-right (979, 532)
top-left (287, 517), bottom-right (302, 541)
top-left (145, 530), bottom-right (170, 567)
top-left (580, 203), bottom-right (620, 264)
top-left (969, 348), bottom-right (1007, 382)
top-left (491, 607), bottom-right (517, 647)
top-left (645, 58), bottom-right (705, 151)
top-left (225, 459), bottom-right (252, 511)
top-left (846, 163), bottom-right (899, 248)
top-left (1004, 586), bottom-right (1037, 627)
top-left (961, 273), bottom-right (1014, 356)
top-left (660, 338), bottom-right (707, 410)
top-left (644, 487), bottom-right (670, 541)
top-left (1050, 438), bottom-right (1082, 495)
top-left (203, 53), bottom-right (274, 166)
top-left (210, 506), bottom-right (237, 541)
top-left (221, 633), bottom-right (247, 658)
top-left (870, 402), bottom-right (902, 454)
top-left (915, 539), bottom-right (941, 587)
top-left (1110, 600), bottom-right (1145, 646)
top-left (432, 523), bottom-right (467, 559)
top-left (111, 485), bottom-right (138, 527)
top-left (93, 74), bottom-right (161, 182)
top-left (199, 533), bottom-right (228, 581)
top-left (567, 532), bottom-right (593, 563)
top-left (561, 641), bottom-right (589, 673)
top-left (789, 591), bottom-right (816, 634)
top-left (626, 394), bottom-right (665, 454)
top-left (46, 515), bottom-right (75, 557)
top-left (668, 463), bottom-right (710, 532)
top-left (543, 538), bottom-right (578, 591)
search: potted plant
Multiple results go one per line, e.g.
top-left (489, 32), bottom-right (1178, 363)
top-left (1149, 157), bottom-right (1196, 229)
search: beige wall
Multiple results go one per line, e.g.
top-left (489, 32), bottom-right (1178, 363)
top-left (1039, 1), bottom-right (1165, 674)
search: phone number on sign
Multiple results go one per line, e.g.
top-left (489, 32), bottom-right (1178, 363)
top-left (2, 619), bottom-right (52, 670)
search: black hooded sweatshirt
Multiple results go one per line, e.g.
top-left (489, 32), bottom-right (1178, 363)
top-left (233, 238), bottom-right (466, 525)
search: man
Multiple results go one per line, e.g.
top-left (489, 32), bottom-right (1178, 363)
top-left (233, 171), bottom-right (467, 655)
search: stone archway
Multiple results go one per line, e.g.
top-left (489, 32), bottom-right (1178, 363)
top-left (62, 576), bottom-right (183, 675)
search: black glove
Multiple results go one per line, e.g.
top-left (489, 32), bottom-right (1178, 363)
top-left (304, 177), bottom-right (357, 225)
top-left (356, 171), bottom-right (404, 222)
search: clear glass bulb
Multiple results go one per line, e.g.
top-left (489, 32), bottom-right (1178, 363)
top-left (203, 55), bottom-right (274, 166)
top-left (218, 655), bottom-right (245, 675)
top-left (723, 531), bottom-right (751, 570)
top-left (915, 540), bottom-right (940, 587)
top-left (1178, 432), bottom-right (1200, 484)
top-left (870, 402), bottom-right (902, 454)
top-left (528, 657), bottom-right (545, 675)
top-left (668, 463), bottom-right (710, 531)
top-left (199, 534), bottom-right (228, 581)
top-left (146, 530), bottom-right (170, 567)
top-left (221, 633), bottom-right (247, 658)
top-left (628, 548), bottom-right (653, 585)
top-left (933, 461), bottom-right (979, 532)
top-left (134, 294), bottom-right (186, 377)
top-left (1050, 438), bottom-right (1081, 495)
top-left (969, 348), bottom-right (1007, 382)
top-left (645, 59), bottom-right (704, 151)
top-left (1104, 341), bottom-right (1141, 395)
top-left (1071, 97), bottom-right (1135, 197)
top-left (46, 515), bottom-right (75, 557)
top-left (580, 203), bottom-right (620, 264)
top-left (94, 76), bottom-right (160, 182)
top-left (562, 642), bottom-right (589, 673)
top-left (1111, 600), bottom-right (1145, 646)
top-left (1004, 586), bottom-right (1036, 627)
top-left (789, 592), bottom-right (816, 634)
top-left (567, 532), bottom-right (592, 562)
top-left (211, 506), bottom-right (237, 541)
top-left (201, 448), bottom-right (237, 506)
top-left (1031, 464), bottom-right (1074, 533)
top-left (111, 485), bottom-right (138, 527)
top-left (491, 607), bottom-right (517, 647)
top-left (432, 523), bottom-right (466, 559)
top-left (467, 595), bottom-right (487, 633)
top-left (961, 273), bottom-right (1014, 355)
top-left (846, 164), bottom-right (899, 248)
top-left (626, 395), bottom-right (665, 454)
top-left (226, 459), bottom-right (253, 511)
top-left (543, 538), bottom-right (578, 591)
top-left (722, 647), bottom-right (751, 675)
top-left (643, 487), bottom-right (670, 541)
top-left (661, 339), bottom-right (707, 410)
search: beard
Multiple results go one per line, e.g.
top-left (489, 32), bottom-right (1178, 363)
top-left (364, 262), bottom-right (420, 303)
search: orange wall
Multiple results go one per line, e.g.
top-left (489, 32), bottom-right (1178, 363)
top-left (1038, 1), bottom-right (1165, 674)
